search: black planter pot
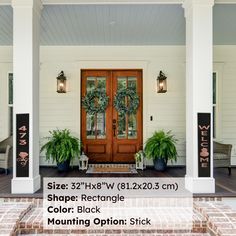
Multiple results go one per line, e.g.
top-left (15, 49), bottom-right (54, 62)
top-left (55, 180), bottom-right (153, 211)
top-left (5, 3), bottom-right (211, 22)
top-left (154, 158), bottom-right (167, 171)
top-left (57, 160), bottom-right (70, 172)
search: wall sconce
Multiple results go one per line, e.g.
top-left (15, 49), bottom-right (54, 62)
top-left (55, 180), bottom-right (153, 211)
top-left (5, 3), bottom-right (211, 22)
top-left (57, 71), bottom-right (67, 93)
top-left (157, 71), bottom-right (167, 93)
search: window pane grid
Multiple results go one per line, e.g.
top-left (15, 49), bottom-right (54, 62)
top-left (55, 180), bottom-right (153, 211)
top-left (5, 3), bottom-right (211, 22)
top-left (117, 76), bottom-right (138, 140)
top-left (86, 76), bottom-right (107, 140)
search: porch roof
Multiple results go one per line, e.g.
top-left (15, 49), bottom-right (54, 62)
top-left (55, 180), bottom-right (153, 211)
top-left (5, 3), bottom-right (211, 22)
top-left (1, 2), bottom-right (236, 46)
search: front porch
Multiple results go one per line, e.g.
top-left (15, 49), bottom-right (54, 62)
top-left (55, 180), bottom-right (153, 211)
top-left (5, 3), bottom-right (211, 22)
top-left (1, 166), bottom-right (236, 236)
top-left (1, 1), bottom-right (236, 235)
top-left (0, 0), bottom-right (236, 195)
top-left (0, 166), bottom-right (235, 197)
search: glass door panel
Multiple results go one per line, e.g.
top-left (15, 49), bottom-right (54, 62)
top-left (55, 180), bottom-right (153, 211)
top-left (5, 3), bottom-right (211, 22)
top-left (97, 113), bottom-right (106, 139)
top-left (86, 77), bottom-right (96, 91)
top-left (117, 76), bottom-right (138, 140)
top-left (86, 76), bottom-right (107, 140)
top-left (86, 114), bottom-right (96, 139)
top-left (128, 114), bottom-right (137, 139)
top-left (117, 113), bottom-right (126, 139)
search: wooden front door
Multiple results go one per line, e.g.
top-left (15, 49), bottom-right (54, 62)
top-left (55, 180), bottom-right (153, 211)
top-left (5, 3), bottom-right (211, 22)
top-left (81, 70), bottom-right (142, 163)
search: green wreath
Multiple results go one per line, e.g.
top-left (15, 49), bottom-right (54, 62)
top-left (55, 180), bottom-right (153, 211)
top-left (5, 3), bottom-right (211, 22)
top-left (82, 89), bottom-right (109, 115)
top-left (113, 88), bottom-right (139, 115)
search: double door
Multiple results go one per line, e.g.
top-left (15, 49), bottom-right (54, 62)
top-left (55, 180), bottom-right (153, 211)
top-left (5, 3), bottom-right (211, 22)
top-left (81, 70), bottom-right (142, 162)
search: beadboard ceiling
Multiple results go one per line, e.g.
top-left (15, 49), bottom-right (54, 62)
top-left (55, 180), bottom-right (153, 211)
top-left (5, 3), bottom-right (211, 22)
top-left (0, 4), bottom-right (236, 45)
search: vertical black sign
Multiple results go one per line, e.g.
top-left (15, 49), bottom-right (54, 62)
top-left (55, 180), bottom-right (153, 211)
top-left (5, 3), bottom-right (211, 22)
top-left (16, 113), bottom-right (29, 177)
top-left (198, 113), bottom-right (211, 177)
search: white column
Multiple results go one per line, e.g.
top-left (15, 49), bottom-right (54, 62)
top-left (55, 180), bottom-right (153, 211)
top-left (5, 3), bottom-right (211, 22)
top-left (11, 0), bottom-right (42, 194)
top-left (183, 0), bottom-right (215, 193)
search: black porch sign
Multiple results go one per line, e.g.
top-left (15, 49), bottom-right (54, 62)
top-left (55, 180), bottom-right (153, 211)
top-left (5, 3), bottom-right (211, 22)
top-left (16, 113), bottom-right (29, 177)
top-left (198, 113), bottom-right (211, 177)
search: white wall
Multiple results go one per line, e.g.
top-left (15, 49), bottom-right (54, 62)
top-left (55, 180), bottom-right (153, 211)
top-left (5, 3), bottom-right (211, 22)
top-left (0, 47), bottom-right (12, 141)
top-left (0, 45), bottom-right (235, 166)
top-left (213, 46), bottom-right (236, 165)
top-left (39, 46), bottom-right (186, 166)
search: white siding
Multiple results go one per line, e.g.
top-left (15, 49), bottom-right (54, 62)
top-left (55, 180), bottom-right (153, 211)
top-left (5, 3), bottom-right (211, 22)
top-left (0, 45), bottom-right (235, 166)
top-left (0, 47), bottom-right (12, 140)
top-left (213, 46), bottom-right (236, 165)
top-left (39, 46), bottom-right (186, 165)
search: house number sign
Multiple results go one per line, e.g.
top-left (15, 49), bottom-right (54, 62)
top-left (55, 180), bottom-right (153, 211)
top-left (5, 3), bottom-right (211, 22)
top-left (16, 113), bottom-right (29, 177)
top-left (198, 113), bottom-right (211, 177)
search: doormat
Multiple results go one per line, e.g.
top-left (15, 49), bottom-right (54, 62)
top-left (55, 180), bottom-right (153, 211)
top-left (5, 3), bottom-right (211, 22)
top-left (86, 166), bottom-right (138, 174)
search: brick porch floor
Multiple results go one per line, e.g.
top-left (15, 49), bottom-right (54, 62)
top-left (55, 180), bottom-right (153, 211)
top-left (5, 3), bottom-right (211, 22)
top-left (0, 198), bottom-right (236, 236)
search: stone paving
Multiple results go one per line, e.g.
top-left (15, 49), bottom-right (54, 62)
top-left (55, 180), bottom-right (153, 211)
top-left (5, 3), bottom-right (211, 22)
top-left (0, 198), bottom-right (236, 235)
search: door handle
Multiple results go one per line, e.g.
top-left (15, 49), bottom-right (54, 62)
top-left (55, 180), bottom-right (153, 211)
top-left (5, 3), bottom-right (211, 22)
top-left (113, 124), bottom-right (116, 137)
top-left (113, 119), bottom-right (116, 137)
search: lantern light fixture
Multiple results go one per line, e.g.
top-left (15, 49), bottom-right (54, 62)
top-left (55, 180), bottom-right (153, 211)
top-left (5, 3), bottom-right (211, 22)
top-left (157, 71), bottom-right (167, 93)
top-left (78, 152), bottom-right (89, 170)
top-left (57, 71), bottom-right (67, 93)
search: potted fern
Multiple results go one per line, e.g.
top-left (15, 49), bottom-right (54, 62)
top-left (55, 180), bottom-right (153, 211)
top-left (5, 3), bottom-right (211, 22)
top-left (40, 129), bottom-right (81, 172)
top-left (144, 130), bottom-right (177, 171)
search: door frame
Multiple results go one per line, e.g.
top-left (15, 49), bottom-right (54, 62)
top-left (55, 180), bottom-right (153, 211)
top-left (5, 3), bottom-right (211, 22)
top-left (76, 60), bottom-right (149, 153)
top-left (81, 69), bottom-right (143, 162)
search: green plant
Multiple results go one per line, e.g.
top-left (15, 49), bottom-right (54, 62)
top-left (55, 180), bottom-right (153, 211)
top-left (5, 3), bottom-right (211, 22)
top-left (40, 129), bottom-right (81, 164)
top-left (144, 130), bottom-right (177, 162)
top-left (113, 88), bottom-right (139, 115)
top-left (82, 89), bottom-right (109, 115)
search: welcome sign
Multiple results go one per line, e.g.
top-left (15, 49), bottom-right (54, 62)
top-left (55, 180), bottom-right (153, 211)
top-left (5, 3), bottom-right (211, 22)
top-left (16, 113), bottom-right (29, 177)
top-left (198, 113), bottom-right (211, 177)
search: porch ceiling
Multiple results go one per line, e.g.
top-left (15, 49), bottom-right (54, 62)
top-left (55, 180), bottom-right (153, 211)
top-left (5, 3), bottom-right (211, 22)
top-left (0, 4), bottom-right (236, 46)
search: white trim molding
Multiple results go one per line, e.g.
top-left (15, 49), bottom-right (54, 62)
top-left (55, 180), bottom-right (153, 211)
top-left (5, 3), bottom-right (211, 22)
top-left (11, 175), bottom-right (41, 194)
top-left (75, 59), bottom-right (149, 148)
top-left (185, 176), bottom-right (215, 193)
top-left (11, 0), bottom-right (43, 13)
top-left (213, 62), bottom-right (224, 141)
top-left (1, 0), bottom-right (236, 6)
top-left (0, 0), bottom-right (11, 5)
